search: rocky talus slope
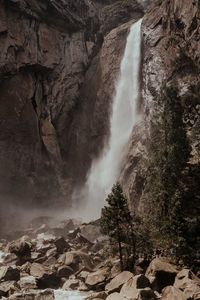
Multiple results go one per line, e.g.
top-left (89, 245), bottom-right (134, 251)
top-left (0, 218), bottom-right (199, 299)
top-left (0, 0), bottom-right (143, 218)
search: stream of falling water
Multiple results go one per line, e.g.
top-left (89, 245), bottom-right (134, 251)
top-left (82, 18), bottom-right (143, 220)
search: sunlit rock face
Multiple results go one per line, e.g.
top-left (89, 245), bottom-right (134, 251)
top-left (0, 0), bottom-right (143, 228)
top-left (121, 0), bottom-right (200, 211)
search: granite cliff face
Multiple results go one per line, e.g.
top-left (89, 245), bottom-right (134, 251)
top-left (2, 0), bottom-right (199, 227)
top-left (0, 0), bottom-right (143, 218)
top-left (121, 0), bottom-right (200, 213)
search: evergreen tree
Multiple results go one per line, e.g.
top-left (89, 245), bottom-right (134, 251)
top-left (100, 183), bottom-right (135, 270)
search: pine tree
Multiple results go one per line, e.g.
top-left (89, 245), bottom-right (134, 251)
top-left (100, 183), bottom-right (135, 270)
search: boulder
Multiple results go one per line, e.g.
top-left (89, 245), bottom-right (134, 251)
top-left (120, 275), bottom-right (151, 299)
top-left (79, 281), bottom-right (89, 291)
top-left (3, 253), bottom-right (18, 266)
top-left (173, 269), bottom-right (200, 300)
top-left (46, 247), bottom-right (57, 258)
top-left (8, 237), bottom-right (31, 261)
top-left (64, 251), bottom-right (93, 272)
top-left (0, 266), bottom-right (20, 282)
top-left (18, 276), bottom-right (37, 290)
top-left (85, 268), bottom-right (109, 290)
top-left (64, 252), bottom-right (79, 270)
top-left (31, 252), bottom-right (41, 261)
top-left (109, 264), bottom-right (121, 279)
top-left (35, 233), bottom-right (56, 254)
top-left (43, 256), bottom-right (58, 267)
top-left (20, 262), bottom-right (31, 274)
top-left (53, 219), bottom-right (75, 237)
top-left (57, 266), bottom-right (74, 278)
top-left (77, 270), bottom-right (90, 281)
top-left (161, 286), bottom-right (186, 300)
top-left (145, 258), bottom-right (178, 292)
top-left (0, 281), bottom-right (19, 298)
top-left (105, 271), bottom-right (133, 294)
top-left (80, 224), bottom-right (102, 243)
top-left (174, 268), bottom-right (200, 290)
top-left (86, 291), bottom-right (107, 300)
top-left (54, 237), bottom-right (70, 254)
top-left (30, 263), bottom-right (48, 278)
top-left (139, 288), bottom-right (157, 299)
top-left (8, 288), bottom-right (54, 300)
top-left (30, 263), bottom-right (60, 289)
top-left (67, 228), bottom-right (81, 240)
top-left (106, 293), bottom-right (125, 300)
top-left (76, 234), bottom-right (94, 246)
top-left (63, 278), bottom-right (80, 290)
top-left (121, 286), bottom-right (156, 300)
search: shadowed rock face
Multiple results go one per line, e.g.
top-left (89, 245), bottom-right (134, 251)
top-left (0, 0), bottom-right (143, 228)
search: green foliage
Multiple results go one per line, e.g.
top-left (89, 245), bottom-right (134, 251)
top-left (142, 83), bottom-right (200, 267)
top-left (101, 183), bottom-right (136, 270)
top-left (170, 164), bottom-right (200, 265)
top-left (101, 183), bottom-right (153, 270)
top-left (142, 84), bottom-right (197, 258)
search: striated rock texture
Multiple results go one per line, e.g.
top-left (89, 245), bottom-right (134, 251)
top-left (121, 0), bottom-right (200, 251)
top-left (0, 0), bottom-right (143, 227)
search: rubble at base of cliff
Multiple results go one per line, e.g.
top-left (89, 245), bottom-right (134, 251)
top-left (0, 218), bottom-right (199, 300)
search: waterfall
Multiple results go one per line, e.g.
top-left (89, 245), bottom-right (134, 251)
top-left (81, 19), bottom-right (143, 220)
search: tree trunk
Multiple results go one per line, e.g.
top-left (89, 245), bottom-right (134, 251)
top-left (118, 238), bottom-right (123, 271)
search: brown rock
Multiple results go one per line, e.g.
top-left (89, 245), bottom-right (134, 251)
top-left (63, 278), bottom-right (80, 290)
top-left (0, 266), bottom-right (20, 282)
top-left (145, 258), bottom-right (178, 292)
top-left (87, 291), bottom-right (107, 300)
top-left (57, 266), bottom-right (74, 278)
top-left (174, 269), bottom-right (200, 300)
top-left (105, 271), bottom-right (133, 294)
top-left (30, 263), bottom-right (48, 278)
top-left (54, 237), bottom-right (70, 254)
top-left (0, 281), bottom-right (19, 298)
top-left (85, 268), bottom-right (109, 290)
top-left (106, 293), bottom-right (125, 300)
top-left (18, 276), bottom-right (37, 290)
top-left (162, 286), bottom-right (186, 300)
top-left (30, 263), bottom-right (60, 289)
top-left (8, 237), bottom-right (31, 258)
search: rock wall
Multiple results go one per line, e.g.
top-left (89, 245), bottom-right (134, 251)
top-left (121, 0), bottom-right (200, 212)
top-left (0, 0), bottom-right (144, 219)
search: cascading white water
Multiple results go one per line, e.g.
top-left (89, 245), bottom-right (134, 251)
top-left (82, 19), bottom-right (143, 220)
top-left (54, 290), bottom-right (87, 300)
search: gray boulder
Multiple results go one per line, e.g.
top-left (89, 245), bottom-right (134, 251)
top-left (145, 258), bottom-right (178, 292)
